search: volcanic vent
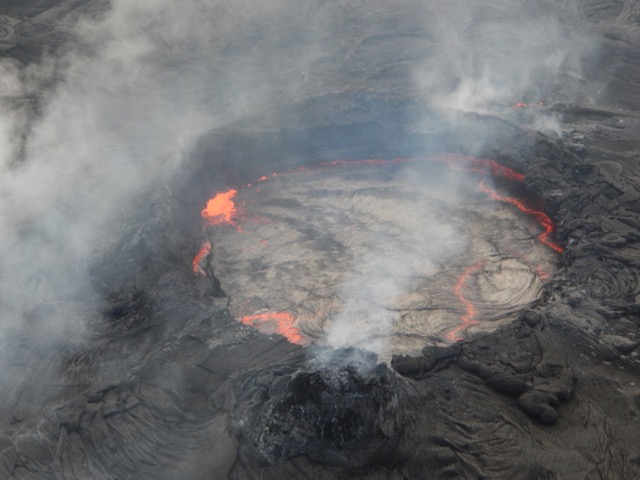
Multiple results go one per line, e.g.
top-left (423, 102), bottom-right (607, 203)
top-left (195, 155), bottom-right (562, 357)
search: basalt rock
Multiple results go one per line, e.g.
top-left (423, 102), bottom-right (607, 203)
top-left (233, 349), bottom-right (400, 465)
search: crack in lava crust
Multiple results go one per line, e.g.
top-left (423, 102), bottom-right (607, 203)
top-left (195, 155), bottom-right (562, 356)
top-left (447, 261), bottom-right (487, 342)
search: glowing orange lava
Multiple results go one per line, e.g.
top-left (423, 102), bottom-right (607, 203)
top-left (224, 154), bottom-right (524, 188)
top-left (478, 181), bottom-right (564, 254)
top-left (446, 261), bottom-right (486, 342)
top-left (435, 153), bottom-right (525, 182)
top-left (512, 102), bottom-right (545, 108)
top-left (533, 264), bottom-right (552, 282)
top-left (201, 189), bottom-right (238, 226)
top-left (192, 240), bottom-right (211, 275)
top-left (242, 311), bottom-right (304, 344)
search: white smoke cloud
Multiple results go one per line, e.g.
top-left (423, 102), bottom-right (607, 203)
top-left (322, 164), bottom-right (469, 362)
top-left (1, 0), bottom-right (388, 367)
top-left (320, 0), bottom-right (601, 362)
top-left (413, 0), bottom-right (599, 133)
top-left (0, 0), bottom-right (280, 342)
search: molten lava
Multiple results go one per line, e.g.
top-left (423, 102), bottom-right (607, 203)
top-left (242, 312), bottom-right (304, 345)
top-left (434, 153), bottom-right (525, 182)
top-left (201, 188), bottom-right (238, 226)
top-left (478, 181), bottom-right (564, 254)
top-left (512, 101), bottom-right (545, 108)
top-left (192, 240), bottom-right (211, 276)
top-left (446, 261), bottom-right (486, 342)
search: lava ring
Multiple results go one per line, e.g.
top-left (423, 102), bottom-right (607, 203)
top-left (195, 155), bottom-right (561, 358)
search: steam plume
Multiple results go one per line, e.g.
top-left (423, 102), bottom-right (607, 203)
top-left (322, 0), bottom-right (600, 360)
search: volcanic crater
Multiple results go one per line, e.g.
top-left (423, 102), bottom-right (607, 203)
top-left (196, 155), bottom-right (561, 357)
top-left (5, 1), bottom-right (640, 479)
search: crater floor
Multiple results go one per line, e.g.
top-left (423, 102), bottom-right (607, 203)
top-left (205, 159), bottom-right (559, 357)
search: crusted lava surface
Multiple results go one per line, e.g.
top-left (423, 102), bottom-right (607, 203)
top-left (202, 157), bottom-right (559, 355)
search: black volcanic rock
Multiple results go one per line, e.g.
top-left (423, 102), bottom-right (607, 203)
top-left (233, 349), bottom-right (399, 464)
